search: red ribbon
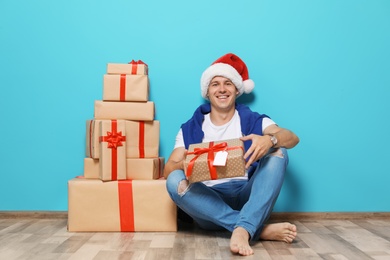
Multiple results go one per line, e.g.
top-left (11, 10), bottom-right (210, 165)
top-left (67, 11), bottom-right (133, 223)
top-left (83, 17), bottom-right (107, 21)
top-left (120, 74), bottom-right (126, 101)
top-left (186, 142), bottom-right (222, 180)
top-left (128, 60), bottom-right (148, 75)
top-left (99, 120), bottom-right (126, 180)
top-left (138, 121), bottom-right (145, 158)
top-left (186, 142), bottom-right (244, 180)
top-left (118, 180), bottom-right (135, 231)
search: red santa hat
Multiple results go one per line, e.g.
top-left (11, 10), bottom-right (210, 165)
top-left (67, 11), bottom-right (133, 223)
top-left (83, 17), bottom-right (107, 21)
top-left (200, 53), bottom-right (255, 99)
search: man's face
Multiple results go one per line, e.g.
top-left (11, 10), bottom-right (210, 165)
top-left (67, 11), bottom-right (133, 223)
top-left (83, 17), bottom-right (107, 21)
top-left (207, 76), bottom-right (238, 111)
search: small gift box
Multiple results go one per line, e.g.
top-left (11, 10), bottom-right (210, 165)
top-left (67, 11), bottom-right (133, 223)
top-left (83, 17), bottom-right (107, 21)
top-left (99, 120), bottom-right (127, 181)
top-left (83, 157), bottom-right (165, 180)
top-left (94, 101), bottom-right (154, 121)
top-left (84, 158), bottom-right (99, 179)
top-left (126, 157), bottom-right (164, 180)
top-left (103, 74), bottom-right (149, 102)
top-left (184, 138), bottom-right (246, 183)
top-left (86, 119), bottom-right (99, 159)
top-left (68, 178), bottom-right (177, 232)
top-left (125, 120), bottom-right (159, 158)
top-left (107, 60), bottom-right (148, 75)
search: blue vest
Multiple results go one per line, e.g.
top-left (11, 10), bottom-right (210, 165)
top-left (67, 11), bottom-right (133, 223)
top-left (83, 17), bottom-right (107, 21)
top-left (181, 103), bottom-right (269, 177)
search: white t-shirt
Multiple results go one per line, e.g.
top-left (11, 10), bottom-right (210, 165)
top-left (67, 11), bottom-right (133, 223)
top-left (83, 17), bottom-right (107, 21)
top-left (174, 110), bottom-right (276, 186)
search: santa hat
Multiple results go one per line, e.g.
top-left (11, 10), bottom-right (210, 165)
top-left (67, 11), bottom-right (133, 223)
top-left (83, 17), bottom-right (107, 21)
top-left (200, 53), bottom-right (255, 99)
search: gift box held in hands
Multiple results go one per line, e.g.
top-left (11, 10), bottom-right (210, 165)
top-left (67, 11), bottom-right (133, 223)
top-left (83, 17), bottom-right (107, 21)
top-left (184, 138), bottom-right (245, 183)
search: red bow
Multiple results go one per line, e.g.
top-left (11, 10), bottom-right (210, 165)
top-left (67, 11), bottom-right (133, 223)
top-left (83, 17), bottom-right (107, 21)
top-left (128, 60), bottom-right (147, 66)
top-left (100, 131), bottom-right (126, 149)
top-left (186, 142), bottom-right (228, 180)
top-left (128, 60), bottom-right (148, 75)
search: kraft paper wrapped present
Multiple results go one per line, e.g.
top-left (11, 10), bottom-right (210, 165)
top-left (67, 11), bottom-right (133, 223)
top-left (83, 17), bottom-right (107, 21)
top-left (99, 120), bottom-right (127, 181)
top-left (103, 74), bottom-right (149, 102)
top-left (125, 120), bottom-right (159, 158)
top-left (126, 157), bottom-right (164, 179)
top-left (107, 61), bottom-right (148, 75)
top-left (86, 119), bottom-right (103, 159)
top-left (84, 157), bottom-right (165, 180)
top-left (184, 138), bottom-right (246, 183)
top-left (84, 158), bottom-right (99, 179)
top-left (68, 178), bottom-right (177, 232)
top-left (94, 101), bottom-right (154, 121)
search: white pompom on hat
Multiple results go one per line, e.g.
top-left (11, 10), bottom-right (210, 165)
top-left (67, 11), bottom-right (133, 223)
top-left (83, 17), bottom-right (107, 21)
top-left (200, 53), bottom-right (254, 99)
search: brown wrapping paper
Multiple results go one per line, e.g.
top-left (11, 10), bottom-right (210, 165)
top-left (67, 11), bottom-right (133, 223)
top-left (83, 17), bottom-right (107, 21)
top-left (68, 178), bottom-right (177, 232)
top-left (84, 158), bottom-right (99, 179)
top-left (184, 138), bottom-right (246, 183)
top-left (103, 74), bottom-right (149, 102)
top-left (84, 157), bottom-right (165, 180)
top-left (99, 120), bottom-right (127, 181)
top-left (127, 157), bottom-right (164, 179)
top-left (107, 63), bottom-right (148, 75)
top-left (125, 120), bottom-right (159, 158)
top-left (94, 101), bottom-right (154, 121)
top-left (86, 119), bottom-right (103, 159)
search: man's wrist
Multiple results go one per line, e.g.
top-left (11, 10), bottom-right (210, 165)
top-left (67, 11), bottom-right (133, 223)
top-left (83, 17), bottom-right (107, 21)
top-left (268, 135), bottom-right (278, 147)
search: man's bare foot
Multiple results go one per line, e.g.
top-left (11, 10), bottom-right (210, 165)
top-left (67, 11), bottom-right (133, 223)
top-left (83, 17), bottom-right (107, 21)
top-left (259, 222), bottom-right (297, 243)
top-left (230, 227), bottom-right (254, 256)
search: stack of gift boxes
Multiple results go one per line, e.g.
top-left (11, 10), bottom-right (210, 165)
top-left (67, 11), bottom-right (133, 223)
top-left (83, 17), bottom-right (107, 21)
top-left (68, 61), bottom-right (177, 232)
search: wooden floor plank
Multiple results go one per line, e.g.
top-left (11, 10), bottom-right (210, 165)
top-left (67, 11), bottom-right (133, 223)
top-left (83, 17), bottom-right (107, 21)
top-left (0, 217), bottom-right (390, 259)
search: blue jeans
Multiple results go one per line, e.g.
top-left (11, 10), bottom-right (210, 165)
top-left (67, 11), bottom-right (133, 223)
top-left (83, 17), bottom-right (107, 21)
top-left (166, 148), bottom-right (289, 241)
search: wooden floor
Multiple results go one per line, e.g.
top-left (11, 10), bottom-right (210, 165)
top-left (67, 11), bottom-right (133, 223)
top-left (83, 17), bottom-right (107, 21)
top-left (1, 214), bottom-right (390, 259)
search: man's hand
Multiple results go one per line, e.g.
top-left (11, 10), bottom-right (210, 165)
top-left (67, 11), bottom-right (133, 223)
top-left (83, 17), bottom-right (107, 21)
top-left (240, 134), bottom-right (273, 169)
top-left (164, 147), bottom-right (187, 178)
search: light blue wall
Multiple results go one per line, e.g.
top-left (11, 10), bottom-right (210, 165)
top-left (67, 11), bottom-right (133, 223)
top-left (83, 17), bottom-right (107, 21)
top-left (1, 0), bottom-right (389, 212)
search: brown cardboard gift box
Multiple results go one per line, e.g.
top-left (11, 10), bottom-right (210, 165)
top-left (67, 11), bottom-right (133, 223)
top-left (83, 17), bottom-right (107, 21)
top-left (107, 62), bottom-right (148, 75)
top-left (86, 120), bottom-right (159, 160)
top-left (84, 157), bottom-right (165, 180)
top-left (103, 74), bottom-right (149, 102)
top-left (125, 120), bottom-right (159, 158)
top-left (86, 119), bottom-right (102, 159)
top-left (83, 158), bottom-right (99, 178)
top-left (94, 101), bottom-right (154, 121)
top-left (126, 157), bottom-right (164, 179)
top-left (99, 120), bottom-right (127, 181)
top-left (68, 178), bottom-right (177, 232)
top-left (184, 138), bottom-right (246, 183)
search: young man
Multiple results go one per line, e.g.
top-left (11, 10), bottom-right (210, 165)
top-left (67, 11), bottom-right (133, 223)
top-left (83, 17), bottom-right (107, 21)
top-left (164, 53), bottom-right (300, 256)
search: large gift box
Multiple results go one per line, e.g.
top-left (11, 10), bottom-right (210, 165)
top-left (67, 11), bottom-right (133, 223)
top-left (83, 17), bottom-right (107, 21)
top-left (103, 74), bottom-right (149, 102)
top-left (99, 120), bottom-right (127, 181)
top-left (184, 138), bottom-right (246, 183)
top-left (94, 101), bottom-right (154, 121)
top-left (84, 157), bottom-right (164, 180)
top-left (125, 120), bottom-right (159, 158)
top-left (107, 61), bottom-right (148, 75)
top-left (68, 178), bottom-right (177, 232)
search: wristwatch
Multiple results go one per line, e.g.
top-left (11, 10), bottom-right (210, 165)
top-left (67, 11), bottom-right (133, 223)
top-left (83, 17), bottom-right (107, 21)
top-left (269, 135), bottom-right (278, 147)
